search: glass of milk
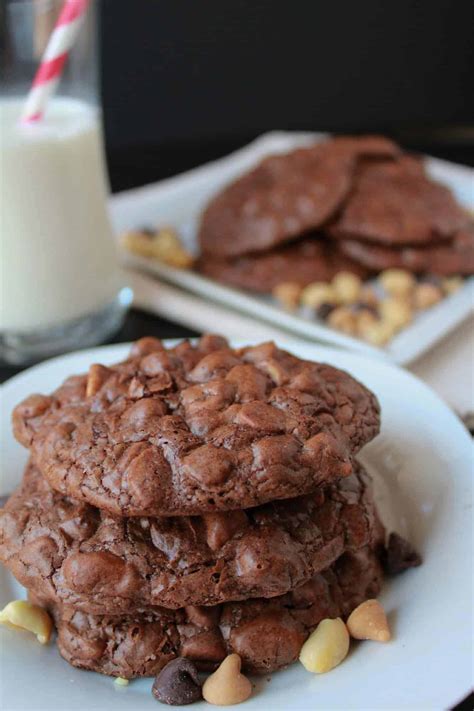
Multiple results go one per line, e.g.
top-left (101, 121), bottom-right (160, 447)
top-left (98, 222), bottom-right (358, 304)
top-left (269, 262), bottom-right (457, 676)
top-left (0, 0), bottom-right (132, 364)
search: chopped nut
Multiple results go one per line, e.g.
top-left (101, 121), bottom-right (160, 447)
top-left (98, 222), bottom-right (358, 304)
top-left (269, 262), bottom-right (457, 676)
top-left (299, 618), bottom-right (350, 673)
top-left (263, 358), bottom-right (290, 385)
top-left (379, 269), bottom-right (416, 297)
top-left (86, 363), bottom-right (111, 398)
top-left (0, 600), bottom-right (53, 644)
top-left (301, 282), bottom-right (338, 308)
top-left (413, 283), bottom-right (443, 309)
top-left (121, 230), bottom-right (155, 258)
top-left (332, 271), bottom-right (362, 304)
top-left (379, 297), bottom-right (413, 330)
top-left (346, 599), bottom-right (391, 642)
top-left (272, 282), bottom-right (302, 311)
top-left (151, 228), bottom-right (194, 269)
top-left (327, 306), bottom-right (357, 335)
top-left (202, 654), bottom-right (252, 706)
top-left (360, 320), bottom-right (395, 346)
top-left (442, 276), bottom-right (463, 295)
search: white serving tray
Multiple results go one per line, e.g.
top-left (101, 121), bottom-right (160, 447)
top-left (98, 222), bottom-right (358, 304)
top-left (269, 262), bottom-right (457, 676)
top-left (110, 131), bottom-right (474, 365)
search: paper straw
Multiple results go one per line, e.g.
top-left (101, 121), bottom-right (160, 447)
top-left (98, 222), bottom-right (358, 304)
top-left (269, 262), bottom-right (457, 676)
top-left (22, 0), bottom-right (90, 122)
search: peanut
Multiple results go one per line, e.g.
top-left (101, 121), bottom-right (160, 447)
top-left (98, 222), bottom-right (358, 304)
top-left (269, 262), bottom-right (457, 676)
top-left (327, 306), bottom-right (357, 335)
top-left (379, 297), bottom-right (413, 330)
top-left (0, 600), bottom-right (53, 644)
top-left (346, 599), bottom-right (391, 642)
top-left (114, 677), bottom-right (129, 686)
top-left (442, 276), bottom-right (463, 295)
top-left (379, 269), bottom-right (416, 297)
top-left (299, 617), bottom-right (350, 673)
top-left (301, 282), bottom-right (338, 308)
top-left (151, 228), bottom-right (194, 269)
top-left (413, 283), bottom-right (443, 310)
top-left (121, 231), bottom-right (155, 258)
top-left (355, 308), bottom-right (378, 335)
top-left (332, 271), bottom-right (362, 304)
top-left (360, 320), bottom-right (395, 346)
top-left (202, 654), bottom-right (252, 706)
top-left (272, 282), bottom-right (302, 311)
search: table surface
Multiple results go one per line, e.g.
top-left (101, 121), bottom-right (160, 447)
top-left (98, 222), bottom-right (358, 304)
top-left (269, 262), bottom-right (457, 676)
top-left (1, 135), bottom-right (473, 710)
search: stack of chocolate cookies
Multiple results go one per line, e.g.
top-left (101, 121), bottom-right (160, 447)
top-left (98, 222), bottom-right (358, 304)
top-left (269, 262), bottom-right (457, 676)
top-left (0, 335), bottom-right (385, 678)
top-left (328, 154), bottom-right (474, 277)
top-left (197, 136), bottom-right (473, 292)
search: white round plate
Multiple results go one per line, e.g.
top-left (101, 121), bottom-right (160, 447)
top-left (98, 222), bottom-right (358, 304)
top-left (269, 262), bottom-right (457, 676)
top-left (0, 341), bottom-right (472, 711)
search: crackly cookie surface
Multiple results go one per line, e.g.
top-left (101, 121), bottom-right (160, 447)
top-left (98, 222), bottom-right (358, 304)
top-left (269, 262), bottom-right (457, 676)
top-left (0, 461), bottom-right (379, 611)
top-left (328, 156), bottom-right (470, 246)
top-left (32, 546), bottom-right (383, 678)
top-left (12, 335), bottom-right (380, 516)
top-left (197, 236), bottom-right (370, 293)
top-left (198, 136), bottom-right (400, 258)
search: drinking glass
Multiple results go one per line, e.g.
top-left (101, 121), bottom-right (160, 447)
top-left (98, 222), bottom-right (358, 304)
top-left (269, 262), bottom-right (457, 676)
top-left (0, 0), bottom-right (132, 364)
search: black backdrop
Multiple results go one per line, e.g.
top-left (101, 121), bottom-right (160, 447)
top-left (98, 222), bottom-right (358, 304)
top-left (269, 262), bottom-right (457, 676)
top-left (100, 0), bottom-right (474, 190)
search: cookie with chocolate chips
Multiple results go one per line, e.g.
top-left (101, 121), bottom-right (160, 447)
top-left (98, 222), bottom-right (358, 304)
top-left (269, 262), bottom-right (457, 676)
top-left (198, 136), bottom-right (399, 258)
top-left (328, 156), bottom-right (470, 246)
top-left (337, 226), bottom-right (474, 276)
top-left (0, 460), bottom-right (380, 611)
top-left (31, 545), bottom-right (383, 678)
top-left (197, 236), bottom-right (370, 293)
top-left (12, 336), bottom-right (380, 517)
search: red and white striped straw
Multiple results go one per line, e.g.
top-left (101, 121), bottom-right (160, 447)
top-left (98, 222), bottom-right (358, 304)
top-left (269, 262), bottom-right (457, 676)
top-left (22, 0), bottom-right (90, 122)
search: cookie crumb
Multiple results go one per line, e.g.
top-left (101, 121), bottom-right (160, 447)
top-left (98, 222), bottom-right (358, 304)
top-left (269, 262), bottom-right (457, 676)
top-left (114, 677), bottom-right (129, 686)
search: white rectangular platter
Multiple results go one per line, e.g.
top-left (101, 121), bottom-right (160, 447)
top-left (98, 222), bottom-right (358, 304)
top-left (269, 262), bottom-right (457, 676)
top-left (110, 131), bottom-right (474, 365)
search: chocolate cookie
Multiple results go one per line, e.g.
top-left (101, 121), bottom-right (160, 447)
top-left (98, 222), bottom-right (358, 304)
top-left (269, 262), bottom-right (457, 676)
top-left (197, 236), bottom-right (371, 293)
top-left (34, 546), bottom-right (383, 677)
top-left (337, 226), bottom-right (474, 276)
top-left (328, 156), bottom-right (470, 246)
top-left (13, 336), bottom-right (380, 517)
top-left (0, 461), bottom-right (379, 612)
top-left (198, 136), bottom-right (400, 258)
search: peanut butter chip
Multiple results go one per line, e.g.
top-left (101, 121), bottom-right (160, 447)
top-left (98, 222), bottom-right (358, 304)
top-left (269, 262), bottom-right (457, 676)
top-left (202, 654), bottom-right (252, 706)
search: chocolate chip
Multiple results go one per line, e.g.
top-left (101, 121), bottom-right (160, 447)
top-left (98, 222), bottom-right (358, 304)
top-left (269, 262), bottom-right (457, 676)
top-left (350, 302), bottom-right (378, 316)
top-left (383, 532), bottom-right (422, 575)
top-left (152, 658), bottom-right (202, 705)
top-left (459, 411), bottom-right (474, 436)
top-left (0, 494), bottom-right (11, 508)
top-left (419, 273), bottom-right (441, 286)
top-left (316, 302), bottom-right (336, 320)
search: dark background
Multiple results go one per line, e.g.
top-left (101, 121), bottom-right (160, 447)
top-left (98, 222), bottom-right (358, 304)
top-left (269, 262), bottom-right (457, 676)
top-left (100, 0), bottom-right (474, 191)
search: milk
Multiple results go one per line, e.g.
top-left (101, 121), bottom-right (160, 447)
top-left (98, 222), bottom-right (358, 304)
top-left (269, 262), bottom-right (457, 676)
top-left (0, 98), bottom-right (121, 331)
